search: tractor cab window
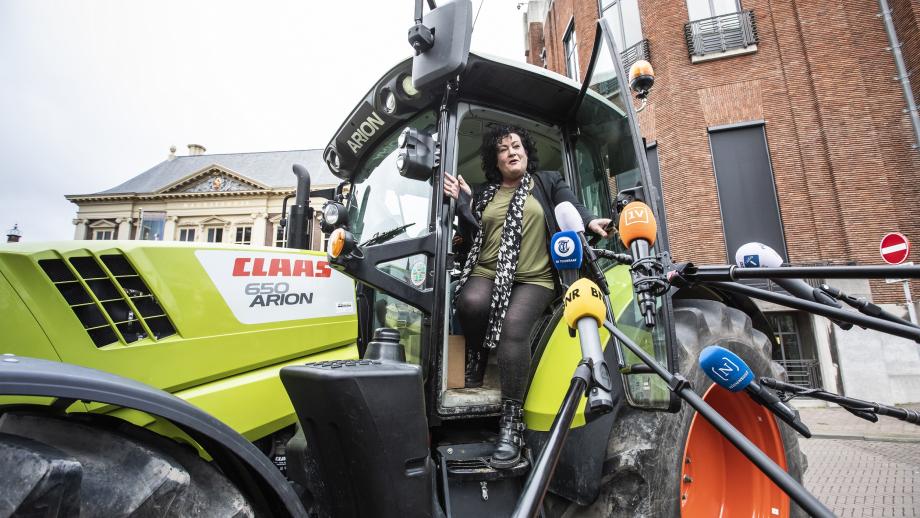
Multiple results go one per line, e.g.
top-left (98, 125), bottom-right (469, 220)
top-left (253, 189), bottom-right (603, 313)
top-left (347, 111), bottom-right (437, 247)
top-left (345, 110), bottom-right (438, 366)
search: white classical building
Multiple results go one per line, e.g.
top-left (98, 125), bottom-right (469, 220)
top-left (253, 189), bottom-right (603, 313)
top-left (67, 145), bottom-right (339, 251)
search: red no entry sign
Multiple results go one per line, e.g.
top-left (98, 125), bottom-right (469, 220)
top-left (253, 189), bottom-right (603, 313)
top-left (880, 232), bottom-right (911, 265)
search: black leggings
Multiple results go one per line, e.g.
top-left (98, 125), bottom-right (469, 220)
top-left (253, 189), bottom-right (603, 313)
top-left (456, 276), bottom-right (555, 403)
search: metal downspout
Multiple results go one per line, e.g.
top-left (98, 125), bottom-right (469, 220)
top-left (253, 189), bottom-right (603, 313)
top-left (878, 0), bottom-right (920, 150)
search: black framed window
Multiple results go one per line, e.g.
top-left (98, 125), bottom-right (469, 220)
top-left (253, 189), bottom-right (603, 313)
top-left (563, 21), bottom-right (579, 80)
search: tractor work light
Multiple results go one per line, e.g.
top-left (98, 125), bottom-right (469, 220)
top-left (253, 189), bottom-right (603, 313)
top-left (320, 201), bottom-right (348, 234)
top-left (328, 228), bottom-right (356, 259)
top-left (383, 89), bottom-right (398, 114)
top-left (395, 127), bottom-right (437, 181)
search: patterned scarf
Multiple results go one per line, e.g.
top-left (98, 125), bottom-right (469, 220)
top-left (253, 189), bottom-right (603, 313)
top-left (455, 173), bottom-right (533, 350)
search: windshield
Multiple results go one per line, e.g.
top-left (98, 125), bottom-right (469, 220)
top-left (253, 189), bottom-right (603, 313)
top-left (346, 111), bottom-right (438, 245)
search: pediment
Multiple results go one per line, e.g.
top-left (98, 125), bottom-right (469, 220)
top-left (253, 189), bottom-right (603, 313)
top-left (159, 166), bottom-right (268, 194)
top-left (88, 219), bottom-right (116, 229)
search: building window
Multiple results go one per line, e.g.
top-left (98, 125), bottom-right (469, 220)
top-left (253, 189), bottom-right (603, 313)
top-left (138, 211), bottom-right (166, 240)
top-left (206, 227), bottom-right (224, 243)
top-left (274, 225), bottom-right (287, 248)
top-left (178, 228), bottom-right (196, 242)
top-left (234, 226), bottom-right (252, 245)
top-left (686, 0), bottom-right (740, 21)
top-left (767, 313), bottom-right (803, 362)
top-left (601, 0), bottom-right (643, 53)
top-left (93, 230), bottom-right (113, 240)
top-left (708, 123), bottom-right (786, 264)
top-left (563, 21), bottom-right (579, 80)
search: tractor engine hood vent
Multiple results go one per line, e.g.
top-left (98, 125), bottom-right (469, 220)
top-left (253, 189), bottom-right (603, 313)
top-left (39, 253), bottom-right (176, 347)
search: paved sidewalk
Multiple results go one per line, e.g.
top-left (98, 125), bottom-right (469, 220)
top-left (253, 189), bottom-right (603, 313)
top-left (801, 438), bottom-right (920, 517)
top-left (797, 403), bottom-right (920, 442)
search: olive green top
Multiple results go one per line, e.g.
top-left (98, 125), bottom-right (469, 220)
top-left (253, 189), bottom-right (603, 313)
top-left (472, 184), bottom-right (554, 289)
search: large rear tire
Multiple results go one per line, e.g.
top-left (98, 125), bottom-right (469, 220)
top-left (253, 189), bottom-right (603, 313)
top-left (0, 411), bottom-right (255, 517)
top-left (550, 299), bottom-right (807, 517)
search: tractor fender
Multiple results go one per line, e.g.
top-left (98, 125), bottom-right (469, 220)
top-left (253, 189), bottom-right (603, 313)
top-left (0, 355), bottom-right (306, 518)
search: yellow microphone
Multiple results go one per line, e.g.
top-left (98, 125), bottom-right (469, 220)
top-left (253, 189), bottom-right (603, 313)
top-left (562, 277), bottom-right (614, 413)
top-left (563, 278), bottom-right (607, 330)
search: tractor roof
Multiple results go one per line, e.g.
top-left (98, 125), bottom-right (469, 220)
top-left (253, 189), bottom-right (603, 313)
top-left (324, 52), bottom-right (585, 181)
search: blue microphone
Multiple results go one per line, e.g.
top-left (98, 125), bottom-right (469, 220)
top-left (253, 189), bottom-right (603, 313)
top-left (700, 345), bottom-right (811, 438)
top-left (551, 230), bottom-right (583, 287)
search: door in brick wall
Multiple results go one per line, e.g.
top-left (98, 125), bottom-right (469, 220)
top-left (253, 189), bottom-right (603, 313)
top-left (708, 123), bottom-right (788, 262)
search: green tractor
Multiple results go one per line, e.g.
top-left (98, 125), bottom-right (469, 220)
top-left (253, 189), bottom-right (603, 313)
top-left (0, 2), bottom-right (806, 516)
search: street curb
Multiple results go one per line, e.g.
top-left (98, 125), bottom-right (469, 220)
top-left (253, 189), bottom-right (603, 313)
top-left (808, 433), bottom-right (920, 443)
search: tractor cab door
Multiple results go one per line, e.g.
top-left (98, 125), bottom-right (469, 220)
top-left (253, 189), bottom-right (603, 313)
top-left (564, 18), bottom-right (679, 411)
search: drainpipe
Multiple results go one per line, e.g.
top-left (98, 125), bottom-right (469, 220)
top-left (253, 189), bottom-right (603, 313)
top-left (879, 0), bottom-right (920, 150)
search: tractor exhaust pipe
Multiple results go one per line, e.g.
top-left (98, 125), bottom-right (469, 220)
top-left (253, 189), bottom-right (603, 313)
top-left (287, 164), bottom-right (313, 250)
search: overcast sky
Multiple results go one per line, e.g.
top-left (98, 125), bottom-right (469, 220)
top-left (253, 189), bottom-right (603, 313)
top-left (0, 0), bottom-right (527, 241)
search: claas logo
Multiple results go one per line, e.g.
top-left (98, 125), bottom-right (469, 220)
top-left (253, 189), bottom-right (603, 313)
top-left (623, 205), bottom-right (650, 226)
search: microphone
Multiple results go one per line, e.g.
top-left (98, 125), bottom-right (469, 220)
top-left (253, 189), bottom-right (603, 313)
top-left (555, 202), bottom-right (609, 295)
top-left (563, 278), bottom-right (614, 415)
top-left (618, 201), bottom-right (658, 327)
top-left (735, 242), bottom-right (851, 330)
top-left (550, 230), bottom-right (583, 288)
top-left (699, 345), bottom-right (811, 438)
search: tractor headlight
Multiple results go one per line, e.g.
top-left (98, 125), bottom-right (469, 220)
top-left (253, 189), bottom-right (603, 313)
top-left (400, 75), bottom-right (418, 97)
top-left (320, 201), bottom-right (347, 234)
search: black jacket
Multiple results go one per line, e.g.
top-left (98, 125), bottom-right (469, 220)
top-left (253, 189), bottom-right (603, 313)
top-left (455, 171), bottom-right (595, 289)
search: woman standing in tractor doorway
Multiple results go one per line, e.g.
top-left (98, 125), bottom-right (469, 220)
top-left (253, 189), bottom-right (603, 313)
top-left (443, 125), bottom-right (610, 468)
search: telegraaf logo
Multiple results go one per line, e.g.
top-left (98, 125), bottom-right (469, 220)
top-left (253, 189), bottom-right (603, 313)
top-left (555, 236), bottom-right (575, 257)
top-left (623, 205), bottom-right (650, 226)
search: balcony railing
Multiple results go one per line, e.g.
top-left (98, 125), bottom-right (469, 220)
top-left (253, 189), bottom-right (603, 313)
top-left (777, 359), bottom-right (822, 390)
top-left (684, 10), bottom-right (758, 59)
top-left (620, 38), bottom-right (651, 72)
top-left (593, 39), bottom-right (651, 98)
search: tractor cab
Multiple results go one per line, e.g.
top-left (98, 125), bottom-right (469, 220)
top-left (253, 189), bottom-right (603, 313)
top-left (310, 1), bottom-right (680, 510)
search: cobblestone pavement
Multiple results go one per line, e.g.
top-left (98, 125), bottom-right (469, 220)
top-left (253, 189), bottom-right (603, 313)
top-left (801, 438), bottom-right (920, 516)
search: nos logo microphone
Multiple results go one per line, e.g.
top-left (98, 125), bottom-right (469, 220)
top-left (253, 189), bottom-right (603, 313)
top-left (551, 231), bottom-right (583, 270)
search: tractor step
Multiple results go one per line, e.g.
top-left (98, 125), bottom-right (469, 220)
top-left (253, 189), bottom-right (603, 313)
top-left (436, 442), bottom-right (532, 518)
top-left (439, 442), bottom-right (529, 481)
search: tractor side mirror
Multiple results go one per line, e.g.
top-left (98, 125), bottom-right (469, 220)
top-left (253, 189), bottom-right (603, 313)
top-left (410, 0), bottom-right (472, 91)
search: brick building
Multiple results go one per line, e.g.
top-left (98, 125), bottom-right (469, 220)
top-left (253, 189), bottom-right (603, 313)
top-left (525, 0), bottom-right (920, 403)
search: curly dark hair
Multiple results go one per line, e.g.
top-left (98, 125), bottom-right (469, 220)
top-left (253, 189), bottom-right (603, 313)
top-left (480, 125), bottom-right (540, 184)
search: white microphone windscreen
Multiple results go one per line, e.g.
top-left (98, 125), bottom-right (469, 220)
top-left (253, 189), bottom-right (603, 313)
top-left (735, 242), bottom-right (784, 268)
top-left (554, 202), bottom-right (585, 233)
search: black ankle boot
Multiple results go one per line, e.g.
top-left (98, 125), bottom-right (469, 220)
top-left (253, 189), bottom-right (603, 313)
top-left (491, 399), bottom-right (525, 468)
top-left (464, 342), bottom-right (488, 388)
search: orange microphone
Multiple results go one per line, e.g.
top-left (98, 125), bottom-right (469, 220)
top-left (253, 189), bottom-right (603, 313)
top-left (618, 201), bottom-right (657, 249)
top-left (618, 201), bottom-right (659, 327)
